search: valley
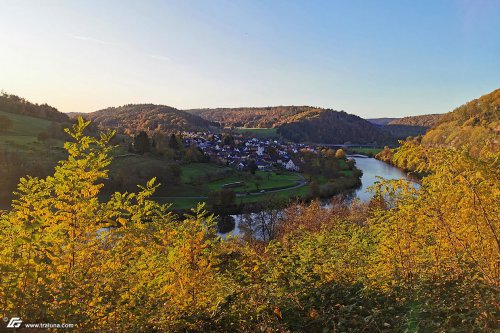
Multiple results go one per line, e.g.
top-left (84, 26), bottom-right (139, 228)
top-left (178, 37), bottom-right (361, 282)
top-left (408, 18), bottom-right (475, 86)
top-left (1, 2), bottom-right (499, 331)
top-left (2, 87), bottom-right (498, 216)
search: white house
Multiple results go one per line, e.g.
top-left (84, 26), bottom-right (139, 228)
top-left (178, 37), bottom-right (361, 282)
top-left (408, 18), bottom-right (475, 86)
top-left (257, 146), bottom-right (265, 156)
top-left (285, 159), bottom-right (299, 171)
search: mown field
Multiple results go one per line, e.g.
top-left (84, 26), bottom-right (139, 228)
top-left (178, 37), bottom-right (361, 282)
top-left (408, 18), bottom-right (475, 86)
top-left (0, 110), bottom-right (66, 165)
top-left (152, 162), bottom-right (306, 210)
top-left (0, 111), bottom-right (67, 206)
top-left (158, 183), bottom-right (311, 210)
top-left (158, 159), bottom-right (362, 210)
top-left (0, 110), bottom-right (55, 150)
top-left (346, 146), bottom-right (384, 156)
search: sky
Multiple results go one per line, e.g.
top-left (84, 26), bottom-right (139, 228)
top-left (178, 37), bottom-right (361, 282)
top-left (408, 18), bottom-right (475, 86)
top-left (0, 0), bottom-right (499, 118)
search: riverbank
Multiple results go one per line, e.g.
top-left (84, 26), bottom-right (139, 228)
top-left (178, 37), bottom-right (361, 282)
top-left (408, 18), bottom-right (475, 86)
top-left (219, 156), bottom-right (418, 236)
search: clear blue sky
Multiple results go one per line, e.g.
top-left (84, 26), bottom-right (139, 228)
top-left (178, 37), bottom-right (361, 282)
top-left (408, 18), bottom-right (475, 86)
top-left (0, 0), bottom-right (499, 117)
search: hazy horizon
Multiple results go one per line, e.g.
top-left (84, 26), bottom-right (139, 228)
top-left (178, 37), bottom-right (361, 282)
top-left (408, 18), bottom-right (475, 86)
top-left (1, 0), bottom-right (499, 117)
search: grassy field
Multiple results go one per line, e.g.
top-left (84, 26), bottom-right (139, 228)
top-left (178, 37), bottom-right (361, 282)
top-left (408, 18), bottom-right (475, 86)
top-left (0, 110), bottom-right (57, 152)
top-left (107, 157), bottom-right (307, 210)
top-left (239, 184), bottom-right (310, 203)
top-left (347, 147), bottom-right (383, 156)
top-left (152, 163), bottom-right (306, 210)
top-left (233, 127), bottom-right (279, 139)
top-left (177, 165), bottom-right (302, 195)
top-left (155, 157), bottom-right (360, 210)
top-left (206, 170), bottom-right (301, 193)
top-left (111, 153), bottom-right (179, 172)
top-left (156, 197), bottom-right (207, 210)
top-left (0, 110), bottom-right (66, 163)
top-left (159, 183), bottom-right (310, 210)
top-left (0, 111), bottom-right (68, 206)
top-left (180, 163), bottom-right (231, 183)
top-left (0, 110), bottom-right (52, 136)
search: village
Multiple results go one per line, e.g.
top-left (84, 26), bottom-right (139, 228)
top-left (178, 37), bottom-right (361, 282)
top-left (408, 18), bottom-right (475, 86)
top-left (182, 132), bottom-right (318, 173)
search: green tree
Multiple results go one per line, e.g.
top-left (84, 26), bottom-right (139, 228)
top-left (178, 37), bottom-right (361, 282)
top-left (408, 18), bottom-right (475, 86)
top-left (222, 134), bottom-right (235, 146)
top-left (309, 180), bottom-right (320, 197)
top-left (168, 133), bottom-right (180, 150)
top-left (0, 115), bottom-right (12, 132)
top-left (248, 159), bottom-right (258, 175)
top-left (207, 188), bottom-right (236, 209)
top-left (133, 131), bottom-right (150, 154)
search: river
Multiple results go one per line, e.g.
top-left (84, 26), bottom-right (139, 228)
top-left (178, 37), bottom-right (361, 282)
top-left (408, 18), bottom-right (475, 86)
top-left (351, 156), bottom-right (411, 201)
top-left (221, 157), bottom-right (414, 237)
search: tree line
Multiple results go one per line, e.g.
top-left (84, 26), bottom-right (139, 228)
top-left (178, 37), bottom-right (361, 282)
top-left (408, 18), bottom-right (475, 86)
top-left (0, 92), bottom-right (69, 122)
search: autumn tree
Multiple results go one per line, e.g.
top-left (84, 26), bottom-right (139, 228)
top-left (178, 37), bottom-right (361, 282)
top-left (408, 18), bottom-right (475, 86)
top-left (369, 142), bottom-right (499, 330)
top-left (184, 144), bottom-right (204, 162)
top-left (324, 148), bottom-right (336, 158)
top-left (335, 148), bottom-right (346, 159)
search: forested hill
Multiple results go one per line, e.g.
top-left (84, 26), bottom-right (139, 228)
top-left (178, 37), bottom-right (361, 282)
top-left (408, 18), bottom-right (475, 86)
top-left (80, 104), bottom-right (215, 135)
top-left (276, 109), bottom-right (395, 144)
top-left (366, 118), bottom-right (398, 126)
top-left (189, 106), bottom-right (395, 144)
top-left (187, 106), bottom-right (317, 128)
top-left (421, 88), bottom-right (500, 156)
top-left (0, 92), bottom-right (69, 122)
top-left (388, 114), bottom-right (443, 127)
top-left (368, 114), bottom-right (444, 140)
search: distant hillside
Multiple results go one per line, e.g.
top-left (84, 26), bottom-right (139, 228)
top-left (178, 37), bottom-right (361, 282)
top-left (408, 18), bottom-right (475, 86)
top-left (276, 109), bottom-right (395, 144)
top-left (421, 88), bottom-right (500, 156)
top-left (379, 124), bottom-right (428, 140)
top-left (81, 104), bottom-right (215, 134)
top-left (67, 112), bottom-right (84, 118)
top-left (0, 92), bottom-right (69, 122)
top-left (388, 114), bottom-right (443, 127)
top-left (367, 118), bottom-right (398, 126)
top-left (368, 114), bottom-right (444, 140)
top-left (189, 106), bottom-right (394, 144)
top-left (187, 106), bottom-right (317, 128)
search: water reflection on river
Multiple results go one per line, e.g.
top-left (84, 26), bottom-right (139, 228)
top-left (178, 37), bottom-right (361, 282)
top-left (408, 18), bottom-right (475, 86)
top-left (351, 157), bottom-right (411, 201)
top-left (219, 157), bottom-right (415, 237)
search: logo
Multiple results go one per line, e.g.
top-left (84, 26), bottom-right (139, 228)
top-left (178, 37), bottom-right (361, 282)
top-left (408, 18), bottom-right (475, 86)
top-left (6, 317), bottom-right (22, 328)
